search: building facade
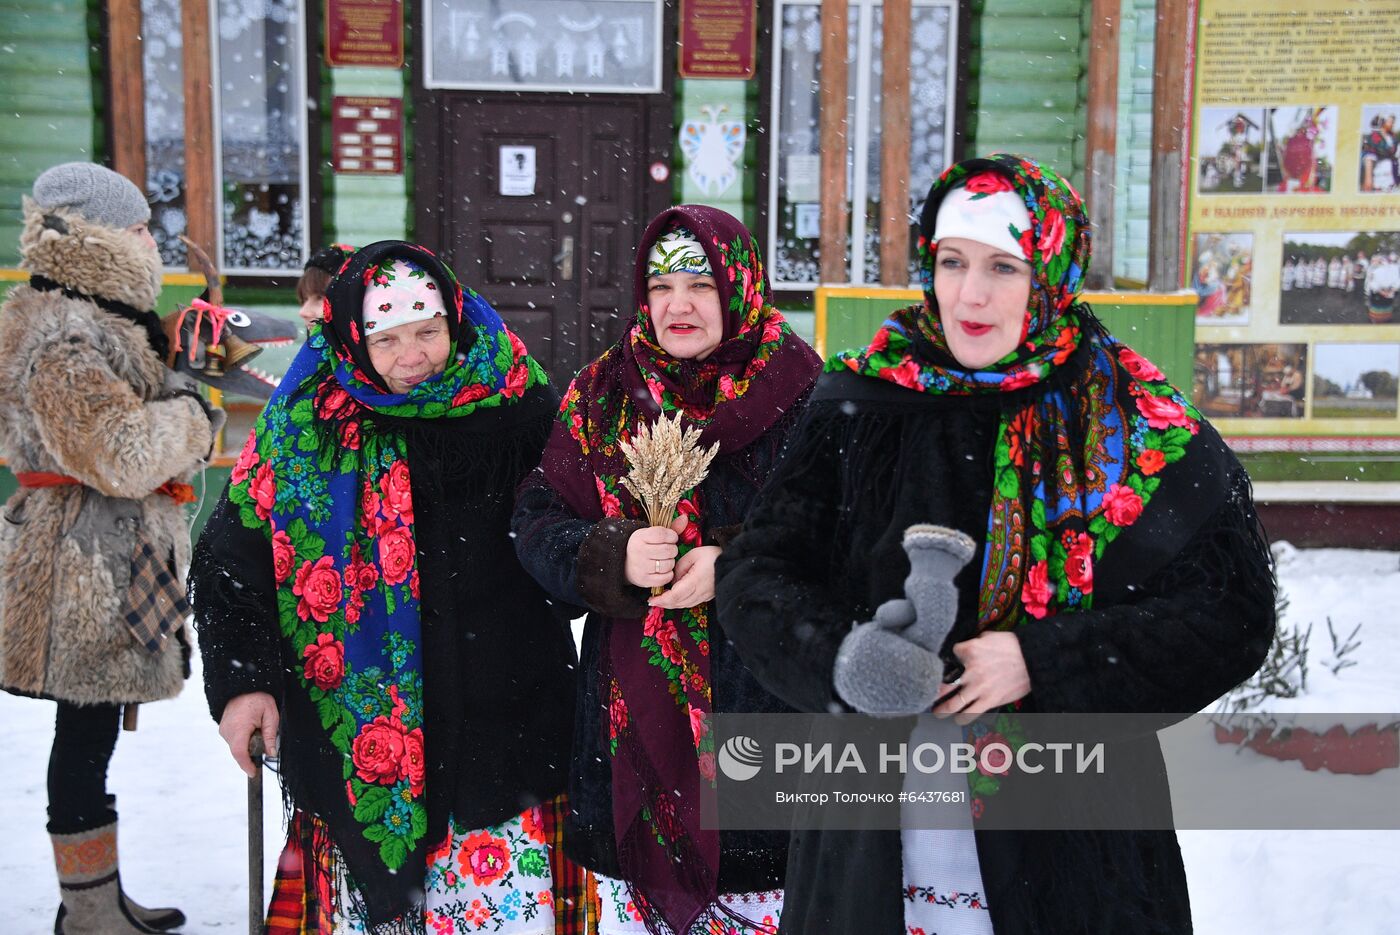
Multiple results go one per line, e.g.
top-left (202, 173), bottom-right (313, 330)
top-left (1, 0), bottom-right (1105, 380)
top-left (5, 0), bottom-right (1398, 545)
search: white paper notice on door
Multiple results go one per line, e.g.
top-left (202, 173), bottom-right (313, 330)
top-left (785, 154), bottom-right (821, 203)
top-left (499, 146), bottom-right (536, 196)
top-left (794, 203), bottom-right (821, 239)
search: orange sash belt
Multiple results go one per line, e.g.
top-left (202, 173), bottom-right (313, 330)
top-left (15, 471), bottom-right (197, 505)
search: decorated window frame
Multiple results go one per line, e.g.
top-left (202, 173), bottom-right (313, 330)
top-left (766, 0), bottom-right (959, 289)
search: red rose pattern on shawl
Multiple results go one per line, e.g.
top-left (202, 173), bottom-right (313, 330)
top-left (225, 257), bottom-right (548, 876)
top-left (303, 633), bottom-right (346, 690)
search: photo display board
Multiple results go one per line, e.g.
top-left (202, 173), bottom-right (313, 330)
top-left (1188, 0), bottom-right (1400, 436)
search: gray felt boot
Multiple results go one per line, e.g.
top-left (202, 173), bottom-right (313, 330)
top-left (104, 797), bottom-right (186, 930)
top-left (51, 822), bottom-right (163, 934)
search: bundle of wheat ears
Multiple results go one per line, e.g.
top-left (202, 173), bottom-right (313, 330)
top-left (619, 412), bottom-right (720, 595)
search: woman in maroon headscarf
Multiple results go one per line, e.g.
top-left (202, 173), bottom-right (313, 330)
top-left (512, 205), bottom-right (821, 935)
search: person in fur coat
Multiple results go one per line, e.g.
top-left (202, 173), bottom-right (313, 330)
top-left (0, 162), bottom-right (221, 934)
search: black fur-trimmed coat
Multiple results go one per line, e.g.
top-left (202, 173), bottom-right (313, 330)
top-left (193, 385), bottom-right (579, 836)
top-left (714, 368), bottom-right (1276, 934)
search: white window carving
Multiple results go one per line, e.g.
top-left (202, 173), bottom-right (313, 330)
top-left (426, 0), bottom-right (662, 94)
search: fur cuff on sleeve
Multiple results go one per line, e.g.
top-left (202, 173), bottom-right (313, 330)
top-left (707, 523), bottom-right (745, 550)
top-left (577, 518), bottom-right (650, 618)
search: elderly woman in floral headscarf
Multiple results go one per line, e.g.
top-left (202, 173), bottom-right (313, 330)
top-left (512, 206), bottom-right (822, 935)
top-left (715, 155), bottom-right (1276, 934)
top-left (192, 240), bottom-right (585, 933)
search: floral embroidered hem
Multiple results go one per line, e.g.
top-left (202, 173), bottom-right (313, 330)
top-left (267, 800), bottom-right (587, 935)
top-left (594, 873), bottom-right (781, 935)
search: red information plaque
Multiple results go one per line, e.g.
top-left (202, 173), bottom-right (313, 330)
top-left (331, 97), bottom-right (403, 175)
top-left (679, 0), bottom-right (756, 80)
top-left (326, 0), bottom-right (403, 68)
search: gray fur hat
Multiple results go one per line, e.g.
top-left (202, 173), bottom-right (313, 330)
top-left (32, 162), bottom-right (150, 229)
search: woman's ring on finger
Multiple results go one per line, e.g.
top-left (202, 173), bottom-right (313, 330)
top-left (654, 560), bottom-right (661, 574)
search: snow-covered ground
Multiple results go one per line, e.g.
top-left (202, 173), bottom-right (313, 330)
top-left (1, 547), bottom-right (1396, 933)
top-left (1177, 545), bottom-right (1400, 933)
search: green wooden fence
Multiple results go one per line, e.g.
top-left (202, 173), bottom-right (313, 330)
top-left (815, 286), bottom-right (1197, 389)
top-left (968, 0), bottom-right (1089, 187)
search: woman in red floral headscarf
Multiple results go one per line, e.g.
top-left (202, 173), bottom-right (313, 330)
top-left (716, 154), bottom-right (1276, 934)
top-left (193, 240), bottom-right (586, 934)
top-left (513, 205), bottom-right (821, 935)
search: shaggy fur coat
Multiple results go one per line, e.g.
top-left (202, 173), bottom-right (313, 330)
top-left (0, 197), bottom-right (215, 705)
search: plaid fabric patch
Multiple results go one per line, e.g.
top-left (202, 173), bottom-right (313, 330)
top-left (266, 811), bottom-right (336, 935)
top-left (121, 541), bottom-right (191, 654)
top-left (264, 817), bottom-right (310, 935)
top-left (544, 793), bottom-right (597, 935)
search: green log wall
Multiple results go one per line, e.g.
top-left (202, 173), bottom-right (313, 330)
top-left (967, 0), bottom-right (1088, 189)
top-left (0, 0), bottom-right (102, 265)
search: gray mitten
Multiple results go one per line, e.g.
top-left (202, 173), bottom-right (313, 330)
top-left (161, 367), bottom-right (226, 439)
top-left (831, 525), bottom-right (977, 716)
top-left (900, 524), bottom-right (977, 654)
top-left (833, 598), bottom-right (945, 716)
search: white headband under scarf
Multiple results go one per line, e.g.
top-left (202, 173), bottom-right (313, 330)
top-left (933, 184), bottom-right (1033, 260)
top-left (361, 258), bottom-right (448, 334)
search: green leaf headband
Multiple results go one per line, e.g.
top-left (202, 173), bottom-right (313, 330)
top-left (645, 227), bottom-right (711, 277)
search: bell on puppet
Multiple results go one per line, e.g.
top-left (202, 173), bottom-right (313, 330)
top-left (160, 236), bottom-right (298, 400)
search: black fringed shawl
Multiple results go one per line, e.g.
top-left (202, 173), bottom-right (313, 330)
top-left (192, 380), bottom-right (577, 930)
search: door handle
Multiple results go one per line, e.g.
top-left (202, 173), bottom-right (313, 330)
top-left (556, 235), bottom-right (575, 281)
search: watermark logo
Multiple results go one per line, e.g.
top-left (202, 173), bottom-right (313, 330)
top-left (703, 713), bottom-right (1400, 832)
top-left (718, 735), bottom-right (764, 781)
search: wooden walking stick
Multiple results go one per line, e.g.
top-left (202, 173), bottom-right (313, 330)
top-left (248, 730), bottom-right (266, 935)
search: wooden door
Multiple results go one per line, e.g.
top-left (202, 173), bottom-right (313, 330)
top-left (422, 95), bottom-right (670, 385)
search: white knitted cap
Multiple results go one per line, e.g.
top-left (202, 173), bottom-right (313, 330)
top-left (933, 184), bottom-right (1032, 259)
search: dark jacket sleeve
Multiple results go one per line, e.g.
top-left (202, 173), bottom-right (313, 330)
top-left (714, 409), bottom-right (855, 715)
top-left (512, 469), bottom-right (648, 619)
top-left (1014, 469), bottom-right (1277, 715)
top-left (189, 487), bottom-right (285, 722)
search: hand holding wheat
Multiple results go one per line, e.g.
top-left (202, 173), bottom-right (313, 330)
top-left (619, 412), bottom-right (719, 596)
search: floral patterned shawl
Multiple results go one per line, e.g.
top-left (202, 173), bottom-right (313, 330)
top-left (226, 240), bottom-right (546, 924)
top-left (538, 205), bottom-right (820, 935)
top-left (830, 154), bottom-right (1211, 628)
